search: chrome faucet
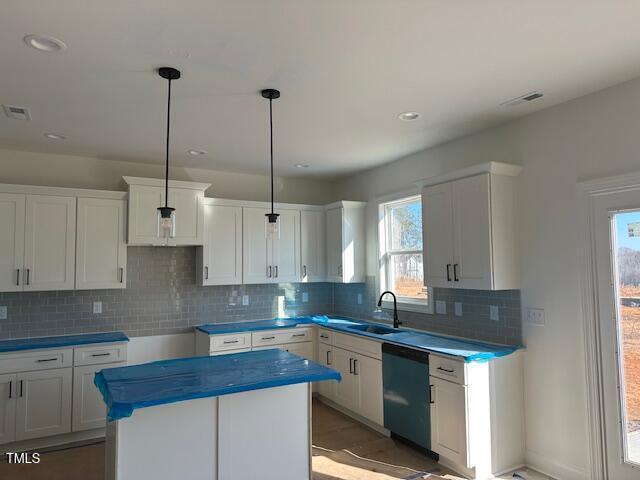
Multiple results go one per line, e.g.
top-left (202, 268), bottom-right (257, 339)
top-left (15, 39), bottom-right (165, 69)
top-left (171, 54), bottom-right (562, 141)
top-left (377, 291), bottom-right (402, 328)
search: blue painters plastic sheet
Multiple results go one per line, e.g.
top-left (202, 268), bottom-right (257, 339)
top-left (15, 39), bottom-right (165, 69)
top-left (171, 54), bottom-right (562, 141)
top-left (197, 317), bottom-right (315, 335)
top-left (0, 331), bottom-right (129, 353)
top-left (94, 349), bottom-right (341, 421)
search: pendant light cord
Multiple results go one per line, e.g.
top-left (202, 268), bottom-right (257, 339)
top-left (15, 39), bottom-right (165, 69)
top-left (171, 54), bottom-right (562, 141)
top-left (164, 78), bottom-right (172, 209)
top-left (269, 97), bottom-right (274, 215)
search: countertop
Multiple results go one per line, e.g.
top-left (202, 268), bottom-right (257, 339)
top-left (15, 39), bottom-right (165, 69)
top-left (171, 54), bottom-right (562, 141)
top-left (197, 315), bottom-right (520, 363)
top-left (0, 331), bottom-right (129, 353)
top-left (94, 349), bottom-right (341, 421)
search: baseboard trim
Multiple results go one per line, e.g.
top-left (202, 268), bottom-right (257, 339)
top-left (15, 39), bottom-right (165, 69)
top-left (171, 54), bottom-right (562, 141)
top-left (526, 448), bottom-right (589, 480)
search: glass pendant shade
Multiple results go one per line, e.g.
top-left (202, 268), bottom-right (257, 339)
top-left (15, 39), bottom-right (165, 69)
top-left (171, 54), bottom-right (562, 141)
top-left (158, 206), bottom-right (175, 238)
top-left (266, 212), bottom-right (280, 239)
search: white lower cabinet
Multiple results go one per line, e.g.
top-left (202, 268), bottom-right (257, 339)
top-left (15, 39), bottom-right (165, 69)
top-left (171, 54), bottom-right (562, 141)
top-left (430, 376), bottom-right (470, 468)
top-left (356, 353), bottom-right (383, 426)
top-left (0, 374), bottom-right (16, 444)
top-left (72, 362), bottom-right (125, 432)
top-left (332, 347), bottom-right (359, 412)
top-left (317, 344), bottom-right (335, 400)
top-left (15, 368), bottom-right (72, 441)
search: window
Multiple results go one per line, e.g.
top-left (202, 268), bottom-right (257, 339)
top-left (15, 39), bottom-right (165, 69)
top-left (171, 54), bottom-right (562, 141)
top-left (379, 194), bottom-right (432, 313)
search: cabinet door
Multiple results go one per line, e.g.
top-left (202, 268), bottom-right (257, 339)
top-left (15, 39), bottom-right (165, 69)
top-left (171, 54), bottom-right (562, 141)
top-left (128, 185), bottom-right (165, 244)
top-left (242, 207), bottom-right (270, 284)
top-left (317, 344), bottom-right (335, 400)
top-left (73, 363), bottom-right (124, 432)
top-left (452, 174), bottom-right (492, 289)
top-left (422, 183), bottom-right (455, 288)
top-left (24, 195), bottom-right (76, 291)
top-left (76, 198), bottom-right (127, 290)
top-left (167, 188), bottom-right (204, 246)
top-left (332, 347), bottom-right (358, 411)
top-left (271, 210), bottom-right (300, 283)
top-left (201, 204), bottom-right (242, 285)
top-left (325, 207), bottom-right (343, 282)
top-left (430, 376), bottom-right (470, 468)
top-left (16, 368), bottom-right (72, 441)
top-left (0, 194), bottom-right (25, 292)
top-left (355, 354), bottom-right (383, 426)
top-left (301, 210), bottom-right (326, 282)
top-left (0, 374), bottom-right (16, 445)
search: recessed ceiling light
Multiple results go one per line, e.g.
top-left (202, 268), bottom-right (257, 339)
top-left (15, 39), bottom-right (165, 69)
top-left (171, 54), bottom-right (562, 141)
top-left (295, 164), bottom-right (310, 168)
top-left (24, 35), bottom-right (67, 52)
top-left (188, 149), bottom-right (207, 156)
top-left (44, 133), bottom-right (66, 140)
top-left (398, 112), bottom-right (420, 121)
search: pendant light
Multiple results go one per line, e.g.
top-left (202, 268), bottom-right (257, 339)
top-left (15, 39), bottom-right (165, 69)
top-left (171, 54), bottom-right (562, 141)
top-left (262, 88), bottom-right (281, 239)
top-left (157, 67), bottom-right (181, 237)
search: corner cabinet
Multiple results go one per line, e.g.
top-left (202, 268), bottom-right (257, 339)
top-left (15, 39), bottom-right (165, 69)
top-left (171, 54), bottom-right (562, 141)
top-left (326, 201), bottom-right (366, 283)
top-left (422, 164), bottom-right (521, 290)
top-left (123, 176), bottom-right (210, 246)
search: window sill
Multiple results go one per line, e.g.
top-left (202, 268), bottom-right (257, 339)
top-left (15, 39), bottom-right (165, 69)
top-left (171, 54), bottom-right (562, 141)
top-left (381, 299), bottom-right (433, 315)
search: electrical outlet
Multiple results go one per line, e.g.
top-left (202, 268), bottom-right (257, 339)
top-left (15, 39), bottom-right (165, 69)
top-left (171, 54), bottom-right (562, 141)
top-left (454, 302), bottom-right (463, 317)
top-left (242, 295), bottom-right (249, 306)
top-left (526, 308), bottom-right (545, 326)
top-left (357, 293), bottom-right (363, 305)
top-left (0, 306), bottom-right (6, 320)
top-left (489, 305), bottom-right (499, 321)
top-left (436, 300), bottom-right (446, 315)
top-left (93, 301), bottom-right (102, 314)
top-left (302, 292), bottom-right (309, 303)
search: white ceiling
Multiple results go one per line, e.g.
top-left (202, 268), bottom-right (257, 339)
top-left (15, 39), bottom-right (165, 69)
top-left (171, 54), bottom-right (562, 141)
top-left (2, 1), bottom-right (640, 180)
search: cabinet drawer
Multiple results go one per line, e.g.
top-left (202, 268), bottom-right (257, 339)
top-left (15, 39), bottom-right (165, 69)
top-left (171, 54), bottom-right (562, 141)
top-left (0, 348), bottom-right (72, 374)
top-left (318, 328), bottom-right (334, 345)
top-left (430, 354), bottom-right (466, 384)
top-left (74, 343), bottom-right (127, 366)
top-left (334, 332), bottom-right (381, 360)
top-left (251, 328), bottom-right (312, 347)
top-left (210, 333), bottom-right (252, 352)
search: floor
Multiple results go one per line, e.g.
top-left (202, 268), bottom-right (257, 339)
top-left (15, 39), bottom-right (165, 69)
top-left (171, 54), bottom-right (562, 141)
top-left (0, 400), bottom-right (550, 480)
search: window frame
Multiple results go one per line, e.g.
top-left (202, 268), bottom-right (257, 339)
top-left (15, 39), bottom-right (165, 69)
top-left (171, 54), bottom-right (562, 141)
top-left (377, 190), bottom-right (433, 314)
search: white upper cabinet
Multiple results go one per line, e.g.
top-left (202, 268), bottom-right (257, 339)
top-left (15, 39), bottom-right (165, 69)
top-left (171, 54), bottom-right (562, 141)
top-left (24, 195), bottom-right (76, 291)
top-left (0, 194), bottom-right (25, 292)
top-left (243, 207), bottom-right (300, 284)
top-left (421, 164), bottom-right (520, 290)
top-left (76, 198), bottom-right (127, 290)
top-left (198, 203), bottom-right (243, 286)
top-left (300, 210), bottom-right (326, 282)
top-left (326, 202), bottom-right (366, 283)
top-left (123, 177), bottom-right (209, 246)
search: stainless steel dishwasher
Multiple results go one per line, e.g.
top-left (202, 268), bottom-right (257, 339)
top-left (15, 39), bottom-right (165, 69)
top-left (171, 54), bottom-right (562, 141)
top-left (382, 343), bottom-right (434, 454)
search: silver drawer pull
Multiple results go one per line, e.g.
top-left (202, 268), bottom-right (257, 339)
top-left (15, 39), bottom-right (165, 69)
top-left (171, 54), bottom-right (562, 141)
top-left (36, 358), bottom-right (57, 363)
top-left (320, 334), bottom-right (328, 339)
top-left (223, 339), bottom-right (239, 344)
top-left (262, 336), bottom-right (276, 340)
top-left (91, 353), bottom-right (111, 357)
top-left (437, 366), bottom-right (455, 373)
top-left (292, 333), bottom-right (306, 337)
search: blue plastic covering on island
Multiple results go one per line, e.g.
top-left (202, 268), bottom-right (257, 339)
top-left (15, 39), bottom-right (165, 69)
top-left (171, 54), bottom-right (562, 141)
top-left (0, 331), bottom-right (129, 353)
top-left (94, 349), bottom-right (341, 421)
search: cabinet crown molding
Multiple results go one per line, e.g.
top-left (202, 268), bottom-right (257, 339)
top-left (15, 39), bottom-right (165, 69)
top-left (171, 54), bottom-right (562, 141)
top-left (122, 176), bottom-right (210, 192)
top-left (415, 162), bottom-right (522, 188)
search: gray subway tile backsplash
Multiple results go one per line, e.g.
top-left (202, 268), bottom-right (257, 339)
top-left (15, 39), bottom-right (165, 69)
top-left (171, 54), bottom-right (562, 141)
top-left (0, 248), bottom-right (521, 345)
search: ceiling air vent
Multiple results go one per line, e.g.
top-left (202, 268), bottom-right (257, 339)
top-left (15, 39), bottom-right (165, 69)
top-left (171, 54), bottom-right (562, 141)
top-left (2, 104), bottom-right (31, 121)
top-left (500, 92), bottom-right (544, 107)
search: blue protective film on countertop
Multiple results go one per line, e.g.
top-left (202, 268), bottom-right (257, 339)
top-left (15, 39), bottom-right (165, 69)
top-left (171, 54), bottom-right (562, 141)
top-left (0, 331), bottom-right (129, 353)
top-left (94, 349), bottom-right (341, 421)
top-left (197, 317), bottom-right (315, 334)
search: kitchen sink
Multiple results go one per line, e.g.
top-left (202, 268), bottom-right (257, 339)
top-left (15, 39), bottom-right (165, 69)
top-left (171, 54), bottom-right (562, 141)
top-left (346, 324), bottom-right (397, 335)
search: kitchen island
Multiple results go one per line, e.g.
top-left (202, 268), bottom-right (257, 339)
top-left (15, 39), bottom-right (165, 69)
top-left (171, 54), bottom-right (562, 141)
top-left (95, 349), bottom-right (340, 480)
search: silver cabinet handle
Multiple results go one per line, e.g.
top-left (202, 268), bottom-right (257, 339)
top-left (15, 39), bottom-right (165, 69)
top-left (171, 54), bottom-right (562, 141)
top-left (204, 266), bottom-right (209, 280)
top-left (91, 353), bottom-right (111, 357)
top-left (157, 210), bottom-right (161, 237)
top-left (8, 380), bottom-right (12, 399)
top-left (303, 265), bottom-right (307, 278)
top-left (36, 358), bottom-right (57, 363)
top-left (292, 333), bottom-right (305, 338)
top-left (16, 269), bottom-right (20, 286)
top-left (267, 266), bottom-right (272, 278)
top-left (320, 334), bottom-right (328, 339)
top-left (349, 358), bottom-right (354, 374)
top-left (326, 350), bottom-right (332, 365)
top-left (453, 264), bottom-right (459, 282)
top-left (223, 339), bottom-right (239, 344)
top-left (262, 336), bottom-right (276, 340)
top-left (25, 268), bottom-right (30, 286)
top-left (446, 264), bottom-right (452, 282)
top-left (19, 380), bottom-right (23, 397)
top-left (119, 267), bottom-right (124, 283)
top-left (353, 358), bottom-right (358, 375)
top-left (437, 366), bottom-right (455, 373)
top-left (274, 266), bottom-right (278, 278)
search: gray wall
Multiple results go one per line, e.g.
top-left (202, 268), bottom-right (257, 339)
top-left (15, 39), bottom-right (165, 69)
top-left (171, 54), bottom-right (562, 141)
top-left (0, 247), bottom-right (521, 346)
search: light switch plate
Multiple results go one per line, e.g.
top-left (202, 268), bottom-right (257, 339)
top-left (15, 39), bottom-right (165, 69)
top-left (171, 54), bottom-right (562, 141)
top-left (242, 295), bottom-right (250, 306)
top-left (526, 308), bottom-right (545, 325)
top-left (454, 302), bottom-right (463, 317)
top-left (436, 300), bottom-right (446, 315)
top-left (489, 305), bottom-right (499, 321)
top-left (357, 293), bottom-right (363, 305)
top-left (93, 301), bottom-right (102, 314)
top-left (0, 306), bottom-right (6, 320)
top-left (302, 292), bottom-right (309, 303)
